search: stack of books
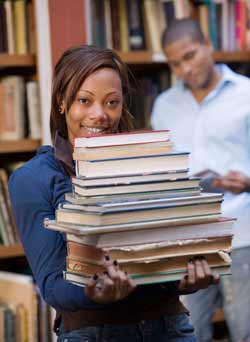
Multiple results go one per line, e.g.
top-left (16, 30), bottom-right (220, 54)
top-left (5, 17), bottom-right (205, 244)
top-left (45, 130), bottom-right (234, 286)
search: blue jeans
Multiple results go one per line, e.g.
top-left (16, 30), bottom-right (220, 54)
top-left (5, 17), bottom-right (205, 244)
top-left (57, 313), bottom-right (196, 342)
top-left (183, 246), bottom-right (250, 342)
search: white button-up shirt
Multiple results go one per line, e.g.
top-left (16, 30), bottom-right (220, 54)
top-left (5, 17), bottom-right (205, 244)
top-left (151, 64), bottom-right (250, 248)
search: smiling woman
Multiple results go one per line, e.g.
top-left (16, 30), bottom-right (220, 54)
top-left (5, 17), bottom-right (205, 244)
top-left (50, 45), bottom-right (133, 145)
top-left (8, 45), bottom-right (218, 342)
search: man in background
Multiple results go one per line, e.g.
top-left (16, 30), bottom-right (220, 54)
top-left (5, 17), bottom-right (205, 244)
top-left (151, 18), bottom-right (250, 342)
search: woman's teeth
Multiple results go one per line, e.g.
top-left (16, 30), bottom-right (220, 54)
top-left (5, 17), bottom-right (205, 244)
top-left (84, 127), bottom-right (105, 133)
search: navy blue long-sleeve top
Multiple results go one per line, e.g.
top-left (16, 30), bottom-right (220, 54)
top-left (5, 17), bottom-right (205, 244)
top-left (8, 137), bottom-right (183, 312)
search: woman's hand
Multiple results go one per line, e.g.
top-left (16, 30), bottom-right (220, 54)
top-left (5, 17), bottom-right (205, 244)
top-left (178, 257), bottom-right (220, 293)
top-left (213, 170), bottom-right (250, 194)
top-left (85, 255), bottom-right (136, 304)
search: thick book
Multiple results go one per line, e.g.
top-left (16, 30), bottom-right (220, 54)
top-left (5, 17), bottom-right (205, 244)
top-left (73, 140), bottom-right (173, 160)
top-left (64, 265), bottom-right (231, 286)
top-left (75, 152), bottom-right (189, 178)
top-left (45, 216), bottom-right (233, 247)
top-left (74, 130), bottom-right (170, 148)
top-left (56, 199), bottom-right (222, 226)
top-left (63, 193), bottom-right (222, 213)
top-left (67, 235), bottom-right (232, 265)
top-left (65, 251), bottom-right (231, 285)
top-left (72, 177), bottom-right (200, 197)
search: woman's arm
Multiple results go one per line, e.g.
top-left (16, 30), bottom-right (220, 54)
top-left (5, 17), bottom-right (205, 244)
top-left (8, 165), bottom-right (107, 312)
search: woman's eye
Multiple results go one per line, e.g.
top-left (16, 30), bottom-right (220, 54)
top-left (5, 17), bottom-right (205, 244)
top-left (78, 98), bottom-right (89, 105)
top-left (107, 100), bottom-right (119, 107)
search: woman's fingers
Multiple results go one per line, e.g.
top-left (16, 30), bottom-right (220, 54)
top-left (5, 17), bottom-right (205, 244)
top-left (179, 256), bottom-right (220, 292)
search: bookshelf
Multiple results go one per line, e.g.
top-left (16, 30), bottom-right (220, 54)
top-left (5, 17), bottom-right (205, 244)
top-left (0, 244), bottom-right (24, 259)
top-left (0, 54), bottom-right (36, 68)
top-left (118, 51), bottom-right (250, 64)
top-left (0, 139), bottom-right (41, 154)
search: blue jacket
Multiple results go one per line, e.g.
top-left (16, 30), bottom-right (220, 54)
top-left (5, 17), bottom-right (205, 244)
top-left (9, 144), bottom-right (180, 312)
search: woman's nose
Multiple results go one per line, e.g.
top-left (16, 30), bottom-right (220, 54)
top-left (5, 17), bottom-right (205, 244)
top-left (89, 103), bottom-right (107, 121)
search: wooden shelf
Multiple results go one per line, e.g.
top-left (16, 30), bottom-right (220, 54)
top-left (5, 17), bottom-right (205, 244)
top-left (0, 244), bottom-right (24, 259)
top-left (118, 50), bottom-right (250, 64)
top-left (213, 51), bottom-right (250, 62)
top-left (0, 54), bottom-right (36, 68)
top-left (0, 139), bottom-right (41, 154)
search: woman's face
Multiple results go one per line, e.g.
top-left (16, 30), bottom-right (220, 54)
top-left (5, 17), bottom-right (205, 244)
top-left (65, 67), bottom-right (123, 146)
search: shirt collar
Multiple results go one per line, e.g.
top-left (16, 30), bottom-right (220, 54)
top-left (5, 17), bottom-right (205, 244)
top-left (54, 131), bottom-right (75, 176)
top-left (178, 63), bottom-right (236, 92)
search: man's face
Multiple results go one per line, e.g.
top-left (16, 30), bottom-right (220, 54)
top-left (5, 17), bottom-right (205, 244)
top-left (164, 36), bottom-right (214, 90)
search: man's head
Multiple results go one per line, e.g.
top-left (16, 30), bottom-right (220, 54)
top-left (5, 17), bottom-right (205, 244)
top-left (162, 19), bottom-right (215, 90)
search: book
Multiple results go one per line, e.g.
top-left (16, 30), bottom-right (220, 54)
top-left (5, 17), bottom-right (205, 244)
top-left (67, 235), bottom-right (232, 264)
top-left (64, 265), bottom-right (231, 286)
top-left (66, 188), bottom-right (201, 205)
top-left (70, 169), bottom-right (189, 187)
top-left (73, 140), bottom-right (173, 160)
top-left (63, 193), bottom-right (222, 213)
top-left (4, 0), bottom-right (15, 54)
top-left (0, 272), bottom-right (37, 342)
top-left (65, 251), bottom-right (231, 285)
top-left (13, 0), bottom-right (28, 54)
top-left (75, 152), bottom-right (189, 178)
top-left (67, 216), bottom-right (233, 248)
top-left (26, 81), bottom-right (41, 139)
top-left (0, 76), bottom-right (25, 141)
top-left (72, 177), bottom-right (200, 197)
top-left (45, 215), bottom-right (229, 242)
top-left (56, 199), bottom-right (222, 226)
top-left (74, 130), bottom-right (170, 148)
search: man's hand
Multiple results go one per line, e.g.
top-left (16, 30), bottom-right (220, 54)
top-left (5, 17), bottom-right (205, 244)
top-left (213, 171), bottom-right (250, 194)
top-left (179, 257), bottom-right (220, 293)
top-left (85, 255), bottom-right (136, 304)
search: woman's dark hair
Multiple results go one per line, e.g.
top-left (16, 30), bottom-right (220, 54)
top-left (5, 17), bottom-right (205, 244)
top-left (50, 45), bottom-right (134, 143)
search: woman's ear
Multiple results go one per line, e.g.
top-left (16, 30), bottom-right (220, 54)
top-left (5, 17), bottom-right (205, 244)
top-left (59, 101), bottom-right (65, 114)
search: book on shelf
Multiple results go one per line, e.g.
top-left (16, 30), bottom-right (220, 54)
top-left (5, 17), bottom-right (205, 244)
top-left (75, 152), bottom-right (189, 178)
top-left (45, 215), bottom-right (232, 244)
top-left (72, 177), bottom-right (200, 197)
top-left (26, 80), bottom-right (41, 139)
top-left (0, 272), bottom-right (37, 342)
top-left (0, 76), bottom-right (25, 141)
top-left (74, 129), bottom-right (170, 148)
top-left (4, 0), bottom-right (15, 54)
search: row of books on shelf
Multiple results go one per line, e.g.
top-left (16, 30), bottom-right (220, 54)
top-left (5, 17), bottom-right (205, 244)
top-left (0, 271), bottom-right (55, 342)
top-left (45, 130), bottom-right (234, 286)
top-left (0, 76), bottom-right (41, 141)
top-left (86, 0), bottom-right (190, 53)
top-left (197, 0), bottom-right (250, 51)
top-left (86, 0), bottom-right (250, 54)
top-left (0, 0), bottom-right (35, 55)
top-left (0, 168), bottom-right (19, 246)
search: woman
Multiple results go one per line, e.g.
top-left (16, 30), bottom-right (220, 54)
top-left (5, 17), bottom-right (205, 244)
top-left (9, 45), bottom-right (219, 341)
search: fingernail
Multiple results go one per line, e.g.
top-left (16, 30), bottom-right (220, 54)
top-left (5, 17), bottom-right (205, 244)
top-left (113, 260), bottom-right (118, 266)
top-left (93, 273), bottom-right (98, 280)
top-left (105, 255), bottom-right (110, 261)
